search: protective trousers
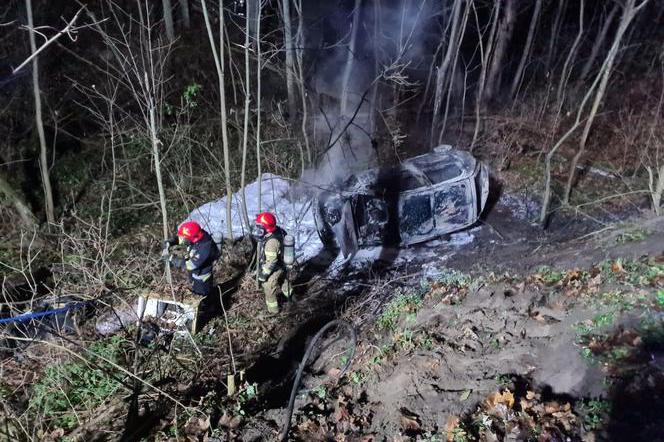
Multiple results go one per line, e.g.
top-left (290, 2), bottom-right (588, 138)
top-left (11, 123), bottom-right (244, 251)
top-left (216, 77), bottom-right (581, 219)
top-left (262, 269), bottom-right (292, 313)
top-left (192, 274), bottom-right (213, 296)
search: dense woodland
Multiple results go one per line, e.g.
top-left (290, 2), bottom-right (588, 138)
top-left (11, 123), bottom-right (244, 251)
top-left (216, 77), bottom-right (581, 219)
top-left (1, 0), bottom-right (663, 233)
top-left (1, 0), bottom-right (664, 440)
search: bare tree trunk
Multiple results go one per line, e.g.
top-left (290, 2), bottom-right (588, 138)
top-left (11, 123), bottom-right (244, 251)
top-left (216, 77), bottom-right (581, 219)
top-left (431, 0), bottom-right (462, 143)
top-left (256, 1), bottom-right (262, 212)
top-left (484, 0), bottom-right (516, 103)
top-left (647, 165), bottom-right (664, 215)
top-left (545, 0), bottom-right (566, 74)
top-left (146, 72), bottom-right (170, 241)
top-left (0, 173), bottom-right (37, 228)
top-left (201, 0), bottom-right (233, 239)
top-left (294, 0), bottom-right (311, 164)
top-left (510, 0), bottom-right (542, 99)
top-left (416, 38), bottom-right (442, 128)
top-left (370, 0), bottom-right (382, 133)
top-left (556, 0), bottom-right (584, 106)
top-left (340, 0), bottom-right (363, 117)
top-left (162, 0), bottom-right (175, 42)
top-left (26, 0), bottom-right (55, 224)
top-left (280, 0), bottom-right (297, 121)
top-left (180, 0), bottom-right (190, 29)
top-left (578, 3), bottom-right (619, 84)
top-left (470, 0), bottom-right (500, 151)
top-left (239, 7), bottom-right (251, 230)
top-left (440, 0), bottom-right (471, 143)
top-left (563, 0), bottom-right (651, 204)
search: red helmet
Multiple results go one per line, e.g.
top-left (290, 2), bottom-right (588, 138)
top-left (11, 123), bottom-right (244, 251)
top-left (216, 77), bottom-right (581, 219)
top-left (255, 212), bottom-right (277, 233)
top-left (177, 221), bottom-right (204, 243)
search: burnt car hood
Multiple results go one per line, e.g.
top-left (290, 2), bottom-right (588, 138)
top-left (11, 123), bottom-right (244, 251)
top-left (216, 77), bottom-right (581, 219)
top-left (314, 146), bottom-right (490, 257)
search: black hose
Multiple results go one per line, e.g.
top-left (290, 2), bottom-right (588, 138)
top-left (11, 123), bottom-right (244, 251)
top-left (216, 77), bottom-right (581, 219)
top-left (279, 319), bottom-right (357, 441)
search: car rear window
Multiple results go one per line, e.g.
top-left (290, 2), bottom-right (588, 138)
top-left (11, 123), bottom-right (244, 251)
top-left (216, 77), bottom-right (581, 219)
top-left (399, 170), bottom-right (426, 191)
top-left (423, 163), bottom-right (462, 184)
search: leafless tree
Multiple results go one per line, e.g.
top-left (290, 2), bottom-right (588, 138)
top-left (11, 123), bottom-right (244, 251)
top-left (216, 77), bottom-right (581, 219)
top-left (179, 0), bottom-right (190, 29)
top-left (510, 0), bottom-right (542, 100)
top-left (545, 0), bottom-right (567, 74)
top-left (563, 0), bottom-right (651, 204)
top-left (201, 0), bottom-right (233, 239)
top-left (578, 2), bottom-right (620, 84)
top-left (280, 0), bottom-right (297, 121)
top-left (471, 0), bottom-right (500, 150)
top-left (239, 2), bottom-right (253, 230)
top-left (340, 0), bottom-right (363, 117)
top-left (25, 0), bottom-right (55, 224)
top-left (556, 0), bottom-right (584, 106)
top-left (431, 0), bottom-right (463, 143)
top-left (484, 0), bottom-right (516, 103)
top-left (0, 172), bottom-right (36, 227)
top-left (162, 0), bottom-right (175, 42)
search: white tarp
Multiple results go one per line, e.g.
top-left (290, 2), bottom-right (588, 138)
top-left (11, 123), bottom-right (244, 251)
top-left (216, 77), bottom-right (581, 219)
top-left (188, 174), bottom-right (324, 263)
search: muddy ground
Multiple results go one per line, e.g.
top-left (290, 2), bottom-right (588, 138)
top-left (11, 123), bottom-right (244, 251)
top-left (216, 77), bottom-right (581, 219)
top-left (1, 195), bottom-right (663, 442)
top-left (206, 200), bottom-right (664, 441)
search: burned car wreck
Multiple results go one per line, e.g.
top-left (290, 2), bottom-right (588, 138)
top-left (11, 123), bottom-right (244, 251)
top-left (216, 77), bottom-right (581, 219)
top-left (314, 146), bottom-right (489, 256)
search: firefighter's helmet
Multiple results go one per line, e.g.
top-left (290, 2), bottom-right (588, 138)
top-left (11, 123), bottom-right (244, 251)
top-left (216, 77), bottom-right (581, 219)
top-left (255, 212), bottom-right (277, 233)
top-left (177, 221), bottom-right (204, 243)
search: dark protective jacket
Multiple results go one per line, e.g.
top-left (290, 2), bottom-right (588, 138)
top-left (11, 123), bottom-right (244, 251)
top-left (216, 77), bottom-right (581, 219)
top-left (186, 231), bottom-right (220, 282)
top-left (168, 231), bottom-right (220, 282)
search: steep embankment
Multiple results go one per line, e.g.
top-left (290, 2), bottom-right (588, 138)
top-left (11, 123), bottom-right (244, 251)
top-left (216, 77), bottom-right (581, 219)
top-left (241, 216), bottom-right (664, 442)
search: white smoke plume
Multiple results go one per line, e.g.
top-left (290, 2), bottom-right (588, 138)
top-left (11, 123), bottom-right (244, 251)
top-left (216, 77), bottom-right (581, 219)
top-left (301, 0), bottom-right (438, 187)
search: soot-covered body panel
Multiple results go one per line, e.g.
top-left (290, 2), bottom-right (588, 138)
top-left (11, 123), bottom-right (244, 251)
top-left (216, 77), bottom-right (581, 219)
top-left (314, 146), bottom-right (489, 256)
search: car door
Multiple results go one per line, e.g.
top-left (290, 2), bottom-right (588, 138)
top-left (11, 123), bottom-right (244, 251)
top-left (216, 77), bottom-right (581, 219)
top-left (432, 180), bottom-right (474, 232)
top-left (354, 195), bottom-right (388, 245)
top-left (399, 192), bottom-right (434, 241)
top-left (397, 167), bottom-right (435, 243)
top-left (330, 199), bottom-right (358, 258)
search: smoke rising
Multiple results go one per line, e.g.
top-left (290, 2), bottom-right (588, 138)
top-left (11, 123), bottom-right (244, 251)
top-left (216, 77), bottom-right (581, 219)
top-left (301, 0), bottom-right (438, 187)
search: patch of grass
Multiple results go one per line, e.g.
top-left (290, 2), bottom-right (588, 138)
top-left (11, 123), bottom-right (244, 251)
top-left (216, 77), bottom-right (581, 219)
top-left (377, 292), bottom-right (422, 331)
top-left (581, 347), bottom-right (595, 362)
top-left (639, 315), bottom-right (664, 347)
top-left (590, 290), bottom-right (647, 313)
top-left (608, 346), bottom-right (631, 362)
top-left (615, 229), bottom-right (647, 244)
top-left (451, 426), bottom-right (469, 442)
top-left (495, 374), bottom-right (512, 388)
top-left (578, 399), bottom-right (611, 431)
top-left (29, 336), bottom-right (125, 430)
top-left (311, 385), bottom-right (327, 400)
top-left (350, 371), bottom-right (365, 386)
top-left (234, 382), bottom-right (258, 416)
top-left (656, 289), bottom-right (664, 308)
top-left (433, 268), bottom-right (472, 288)
top-left (535, 266), bottom-right (566, 285)
top-left (599, 258), bottom-right (664, 287)
top-left (593, 312), bottom-right (615, 328)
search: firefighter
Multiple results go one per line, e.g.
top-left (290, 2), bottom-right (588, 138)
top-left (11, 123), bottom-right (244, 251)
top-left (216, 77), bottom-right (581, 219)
top-left (163, 221), bottom-right (220, 297)
top-left (254, 212), bottom-right (292, 313)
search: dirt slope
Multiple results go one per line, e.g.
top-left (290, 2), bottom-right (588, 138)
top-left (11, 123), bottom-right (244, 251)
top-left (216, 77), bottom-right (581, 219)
top-left (245, 215), bottom-right (664, 442)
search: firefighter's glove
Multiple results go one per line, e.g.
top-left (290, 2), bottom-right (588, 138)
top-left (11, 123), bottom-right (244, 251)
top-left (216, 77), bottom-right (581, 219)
top-left (170, 256), bottom-right (186, 270)
top-left (257, 269), bottom-right (269, 283)
top-left (164, 237), bottom-right (179, 248)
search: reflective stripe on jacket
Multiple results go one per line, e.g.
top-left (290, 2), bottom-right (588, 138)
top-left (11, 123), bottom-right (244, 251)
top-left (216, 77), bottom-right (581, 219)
top-left (185, 231), bottom-right (219, 280)
top-left (260, 227), bottom-right (285, 275)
